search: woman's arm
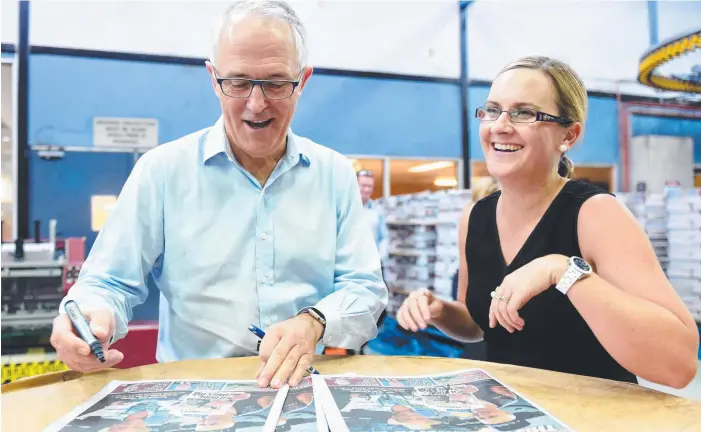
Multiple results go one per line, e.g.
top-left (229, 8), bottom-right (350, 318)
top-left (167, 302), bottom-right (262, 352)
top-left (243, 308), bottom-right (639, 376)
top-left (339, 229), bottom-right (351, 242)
top-left (425, 203), bottom-right (484, 342)
top-left (563, 194), bottom-right (699, 389)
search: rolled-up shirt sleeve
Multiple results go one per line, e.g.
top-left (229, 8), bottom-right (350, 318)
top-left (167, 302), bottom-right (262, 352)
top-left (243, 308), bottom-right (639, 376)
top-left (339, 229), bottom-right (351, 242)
top-left (59, 151), bottom-right (165, 343)
top-left (313, 158), bottom-right (389, 349)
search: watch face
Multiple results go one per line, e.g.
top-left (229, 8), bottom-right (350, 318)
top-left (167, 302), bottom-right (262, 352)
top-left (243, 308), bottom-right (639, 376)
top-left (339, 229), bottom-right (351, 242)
top-left (572, 257), bottom-right (591, 272)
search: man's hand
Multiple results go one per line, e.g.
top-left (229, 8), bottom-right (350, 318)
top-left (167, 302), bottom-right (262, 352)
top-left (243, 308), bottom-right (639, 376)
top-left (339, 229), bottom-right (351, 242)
top-left (50, 308), bottom-right (124, 373)
top-left (255, 313), bottom-right (324, 388)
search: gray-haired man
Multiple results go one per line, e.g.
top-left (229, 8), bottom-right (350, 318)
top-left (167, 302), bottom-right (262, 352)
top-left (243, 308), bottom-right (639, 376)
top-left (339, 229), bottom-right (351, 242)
top-left (50, 0), bottom-right (388, 389)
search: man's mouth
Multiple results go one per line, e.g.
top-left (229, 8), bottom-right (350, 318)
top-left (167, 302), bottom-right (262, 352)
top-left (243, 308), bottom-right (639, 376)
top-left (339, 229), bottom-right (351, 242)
top-left (244, 119), bottom-right (273, 129)
top-left (492, 143), bottom-right (524, 153)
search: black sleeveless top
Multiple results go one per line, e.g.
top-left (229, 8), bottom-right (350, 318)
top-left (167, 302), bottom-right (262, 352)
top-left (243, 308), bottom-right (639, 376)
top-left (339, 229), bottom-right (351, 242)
top-left (465, 180), bottom-right (637, 384)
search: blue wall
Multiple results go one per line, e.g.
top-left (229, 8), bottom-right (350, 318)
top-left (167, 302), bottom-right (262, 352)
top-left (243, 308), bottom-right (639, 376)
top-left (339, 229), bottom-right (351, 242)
top-left (295, 74), bottom-right (461, 157)
top-left (25, 54), bottom-right (701, 168)
top-left (28, 54), bottom-right (461, 158)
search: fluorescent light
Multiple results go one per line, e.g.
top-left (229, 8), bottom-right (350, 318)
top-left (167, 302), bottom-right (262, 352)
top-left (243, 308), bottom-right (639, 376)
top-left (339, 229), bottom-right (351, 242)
top-left (408, 161), bottom-right (454, 173)
top-left (0, 176), bottom-right (11, 203)
top-left (434, 177), bottom-right (458, 187)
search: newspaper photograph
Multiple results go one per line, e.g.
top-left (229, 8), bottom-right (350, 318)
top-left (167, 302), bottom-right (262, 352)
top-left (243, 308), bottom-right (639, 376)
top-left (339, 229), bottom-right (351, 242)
top-left (314, 369), bottom-right (572, 432)
top-left (275, 376), bottom-right (327, 432)
top-left (42, 379), bottom-right (289, 432)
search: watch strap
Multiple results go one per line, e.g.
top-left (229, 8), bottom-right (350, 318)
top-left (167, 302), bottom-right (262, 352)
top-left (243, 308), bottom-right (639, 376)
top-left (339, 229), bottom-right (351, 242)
top-left (556, 256), bottom-right (593, 295)
top-left (298, 307), bottom-right (326, 340)
top-left (555, 266), bottom-right (581, 294)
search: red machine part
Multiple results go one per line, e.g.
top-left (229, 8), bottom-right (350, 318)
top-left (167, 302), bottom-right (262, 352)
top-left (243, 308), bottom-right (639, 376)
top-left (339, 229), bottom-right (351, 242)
top-left (62, 237), bottom-right (86, 293)
top-left (110, 322), bottom-right (159, 369)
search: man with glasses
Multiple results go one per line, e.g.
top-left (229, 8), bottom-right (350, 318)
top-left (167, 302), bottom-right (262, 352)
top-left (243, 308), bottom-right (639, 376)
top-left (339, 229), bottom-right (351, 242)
top-left (51, 0), bottom-right (388, 390)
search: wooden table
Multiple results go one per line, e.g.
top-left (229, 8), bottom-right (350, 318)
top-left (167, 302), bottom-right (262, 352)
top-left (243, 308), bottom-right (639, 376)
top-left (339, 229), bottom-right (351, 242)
top-left (2, 355), bottom-right (700, 431)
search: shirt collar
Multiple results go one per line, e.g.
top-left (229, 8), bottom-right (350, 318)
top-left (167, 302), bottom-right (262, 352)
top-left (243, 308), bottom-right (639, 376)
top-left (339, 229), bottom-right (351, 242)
top-left (203, 116), bottom-right (311, 166)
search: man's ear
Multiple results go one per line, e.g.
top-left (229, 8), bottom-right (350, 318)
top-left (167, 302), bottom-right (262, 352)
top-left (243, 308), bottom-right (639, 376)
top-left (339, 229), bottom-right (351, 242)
top-left (297, 66), bottom-right (314, 95)
top-left (204, 61), bottom-right (220, 96)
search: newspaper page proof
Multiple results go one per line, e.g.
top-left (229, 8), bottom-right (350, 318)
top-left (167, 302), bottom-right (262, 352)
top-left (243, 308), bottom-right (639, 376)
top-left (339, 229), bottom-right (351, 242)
top-left (42, 379), bottom-right (290, 432)
top-left (313, 369), bottom-right (572, 432)
top-left (277, 376), bottom-right (327, 432)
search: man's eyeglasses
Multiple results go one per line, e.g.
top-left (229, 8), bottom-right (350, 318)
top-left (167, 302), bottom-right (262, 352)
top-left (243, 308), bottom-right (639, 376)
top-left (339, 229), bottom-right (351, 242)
top-left (357, 169), bottom-right (374, 178)
top-left (475, 106), bottom-right (573, 125)
top-left (212, 68), bottom-right (304, 100)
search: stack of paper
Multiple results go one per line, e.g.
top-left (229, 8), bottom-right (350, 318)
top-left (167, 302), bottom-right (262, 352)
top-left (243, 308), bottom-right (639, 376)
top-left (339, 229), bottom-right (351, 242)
top-left (665, 187), bottom-right (701, 322)
top-left (44, 369), bottom-right (572, 431)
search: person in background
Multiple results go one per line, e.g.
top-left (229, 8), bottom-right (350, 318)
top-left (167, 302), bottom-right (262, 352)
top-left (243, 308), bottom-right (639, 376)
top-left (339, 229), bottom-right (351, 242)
top-left (50, 0), bottom-right (387, 389)
top-left (357, 169), bottom-right (390, 265)
top-left (397, 55), bottom-right (698, 388)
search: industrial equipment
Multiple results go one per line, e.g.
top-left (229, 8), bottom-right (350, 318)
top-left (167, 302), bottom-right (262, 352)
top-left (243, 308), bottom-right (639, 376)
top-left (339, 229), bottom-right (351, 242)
top-left (1, 219), bottom-right (86, 383)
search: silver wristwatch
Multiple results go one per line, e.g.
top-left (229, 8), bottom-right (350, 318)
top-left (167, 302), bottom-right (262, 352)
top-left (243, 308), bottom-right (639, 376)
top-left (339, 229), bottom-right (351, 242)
top-left (555, 256), bottom-right (593, 295)
top-left (298, 307), bottom-right (327, 340)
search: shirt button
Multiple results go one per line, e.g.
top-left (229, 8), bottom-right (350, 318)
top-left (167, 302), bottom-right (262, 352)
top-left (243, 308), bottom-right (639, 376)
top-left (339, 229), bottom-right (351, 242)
top-left (265, 318), bottom-right (272, 326)
top-left (263, 276), bottom-right (268, 282)
top-left (261, 233), bottom-right (267, 240)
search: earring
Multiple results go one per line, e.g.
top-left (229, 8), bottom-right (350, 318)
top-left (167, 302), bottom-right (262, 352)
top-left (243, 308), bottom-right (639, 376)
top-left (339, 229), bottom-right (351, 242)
top-left (559, 144), bottom-right (568, 153)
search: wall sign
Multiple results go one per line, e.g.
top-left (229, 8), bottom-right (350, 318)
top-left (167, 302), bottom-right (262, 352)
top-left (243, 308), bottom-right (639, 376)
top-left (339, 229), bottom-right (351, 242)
top-left (93, 117), bottom-right (159, 149)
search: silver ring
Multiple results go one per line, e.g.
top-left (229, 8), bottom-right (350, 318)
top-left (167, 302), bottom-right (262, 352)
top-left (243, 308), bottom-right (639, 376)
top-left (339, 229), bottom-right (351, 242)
top-left (490, 290), bottom-right (509, 302)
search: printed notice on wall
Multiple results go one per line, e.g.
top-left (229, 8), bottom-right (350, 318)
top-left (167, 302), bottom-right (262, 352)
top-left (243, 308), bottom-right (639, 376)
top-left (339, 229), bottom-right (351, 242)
top-left (93, 117), bottom-right (159, 148)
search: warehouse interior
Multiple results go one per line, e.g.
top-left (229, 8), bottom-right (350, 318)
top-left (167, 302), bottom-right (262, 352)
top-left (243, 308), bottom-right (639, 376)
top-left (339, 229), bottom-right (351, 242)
top-left (2, 0), bottom-right (701, 406)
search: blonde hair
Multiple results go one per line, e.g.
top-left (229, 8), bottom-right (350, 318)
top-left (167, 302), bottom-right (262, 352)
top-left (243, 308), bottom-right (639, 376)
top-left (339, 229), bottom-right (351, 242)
top-left (497, 56), bottom-right (587, 179)
top-left (472, 177), bottom-right (500, 202)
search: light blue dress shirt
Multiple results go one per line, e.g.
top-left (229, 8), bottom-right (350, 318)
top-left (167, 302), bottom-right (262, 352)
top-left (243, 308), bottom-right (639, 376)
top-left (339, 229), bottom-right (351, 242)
top-left (61, 117), bottom-right (388, 362)
top-left (362, 200), bottom-right (389, 263)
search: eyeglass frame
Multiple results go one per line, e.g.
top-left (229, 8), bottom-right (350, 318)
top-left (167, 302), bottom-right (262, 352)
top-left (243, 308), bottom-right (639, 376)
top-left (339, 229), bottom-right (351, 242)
top-left (211, 66), bottom-right (306, 100)
top-left (475, 106), bottom-right (573, 126)
top-left (357, 169), bottom-right (374, 178)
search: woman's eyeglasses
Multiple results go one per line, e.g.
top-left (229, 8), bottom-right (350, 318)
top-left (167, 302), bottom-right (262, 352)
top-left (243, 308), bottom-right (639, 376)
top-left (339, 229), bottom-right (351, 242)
top-left (475, 106), bottom-right (573, 125)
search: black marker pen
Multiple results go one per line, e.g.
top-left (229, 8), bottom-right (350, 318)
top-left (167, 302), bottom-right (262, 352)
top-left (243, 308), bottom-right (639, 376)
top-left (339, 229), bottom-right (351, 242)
top-left (64, 300), bottom-right (106, 363)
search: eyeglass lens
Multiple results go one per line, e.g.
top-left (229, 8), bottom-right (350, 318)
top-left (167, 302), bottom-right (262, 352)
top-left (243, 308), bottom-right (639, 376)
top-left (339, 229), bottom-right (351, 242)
top-left (478, 107), bottom-right (537, 123)
top-left (220, 80), bottom-right (295, 99)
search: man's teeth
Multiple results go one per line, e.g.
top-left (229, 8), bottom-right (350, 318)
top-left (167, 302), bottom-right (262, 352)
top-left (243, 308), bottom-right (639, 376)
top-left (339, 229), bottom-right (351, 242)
top-left (245, 119), bottom-right (272, 129)
top-left (494, 143), bottom-right (523, 152)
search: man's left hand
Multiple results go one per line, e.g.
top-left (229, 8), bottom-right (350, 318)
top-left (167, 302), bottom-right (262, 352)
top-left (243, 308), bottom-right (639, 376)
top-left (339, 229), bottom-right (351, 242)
top-left (255, 313), bottom-right (324, 388)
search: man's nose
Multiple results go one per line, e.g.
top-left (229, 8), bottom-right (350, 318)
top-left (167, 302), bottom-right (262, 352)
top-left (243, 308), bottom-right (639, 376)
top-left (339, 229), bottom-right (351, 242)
top-left (246, 85), bottom-right (268, 113)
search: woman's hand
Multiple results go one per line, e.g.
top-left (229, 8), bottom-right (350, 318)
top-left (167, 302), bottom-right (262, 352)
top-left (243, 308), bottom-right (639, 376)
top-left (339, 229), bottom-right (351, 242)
top-left (489, 255), bottom-right (568, 332)
top-left (397, 290), bottom-right (445, 332)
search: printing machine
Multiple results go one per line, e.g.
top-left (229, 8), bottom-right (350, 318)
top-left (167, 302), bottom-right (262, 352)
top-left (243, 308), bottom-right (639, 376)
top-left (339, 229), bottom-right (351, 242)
top-left (1, 220), bottom-right (85, 358)
top-left (1, 220), bottom-right (159, 383)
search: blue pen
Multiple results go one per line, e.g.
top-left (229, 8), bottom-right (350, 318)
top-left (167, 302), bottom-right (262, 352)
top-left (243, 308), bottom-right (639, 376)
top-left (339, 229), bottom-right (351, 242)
top-left (248, 324), bottom-right (320, 375)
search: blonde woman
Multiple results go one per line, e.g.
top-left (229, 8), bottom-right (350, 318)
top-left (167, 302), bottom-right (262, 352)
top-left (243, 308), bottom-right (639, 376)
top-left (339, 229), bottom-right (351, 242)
top-left (398, 56), bottom-right (698, 388)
